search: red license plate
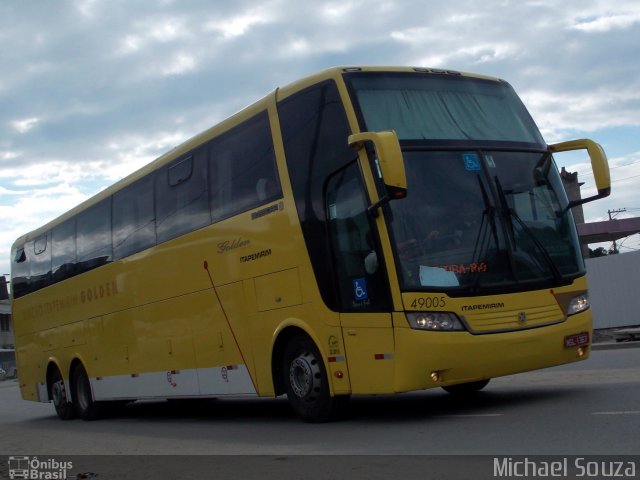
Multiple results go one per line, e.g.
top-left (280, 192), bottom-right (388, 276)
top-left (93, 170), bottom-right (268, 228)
top-left (564, 332), bottom-right (590, 348)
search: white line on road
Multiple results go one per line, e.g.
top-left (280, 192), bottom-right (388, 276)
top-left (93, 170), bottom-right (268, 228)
top-left (436, 414), bottom-right (504, 418)
top-left (592, 411), bottom-right (640, 415)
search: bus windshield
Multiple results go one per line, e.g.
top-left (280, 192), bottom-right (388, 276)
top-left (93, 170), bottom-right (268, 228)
top-left (347, 72), bottom-right (544, 145)
top-left (347, 72), bottom-right (583, 293)
top-left (386, 149), bottom-right (584, 292)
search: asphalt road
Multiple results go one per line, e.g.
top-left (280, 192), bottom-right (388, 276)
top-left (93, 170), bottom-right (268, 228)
top-left (1, 346), bottom-right (638, 479)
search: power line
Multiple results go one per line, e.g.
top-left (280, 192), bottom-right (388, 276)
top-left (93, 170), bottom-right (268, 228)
top-left (616, 232), bottom-right (640, 253)
top-left (569, 173), bottom-right (640, 198)
top-left (619, 241), bottom-right (640, 252)
top-left (575, 172), bottom-right (640, 185)
top-left (615, 173), bottom-right (640, 183)
top-left (608, 209), bottom-right (627, 253)
top-left (568, 159), bottom-right (640, 181)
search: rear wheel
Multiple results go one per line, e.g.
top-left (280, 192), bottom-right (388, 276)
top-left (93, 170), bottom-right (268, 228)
top-left (282, 334), bottom-right (348, 422)
top-left (442, 379), bottom-right (490, 395)
top-left (50, 369), bottom-right (75, 420)
top-left (71, 364), bottom-right (103, 420)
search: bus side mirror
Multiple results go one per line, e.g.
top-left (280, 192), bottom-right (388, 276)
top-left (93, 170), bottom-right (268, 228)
top-left (348, 131), bottom-right (407, 215)
top-left (549, 138), bottom-right (611, 208)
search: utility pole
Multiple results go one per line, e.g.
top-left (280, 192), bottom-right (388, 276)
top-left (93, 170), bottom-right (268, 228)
top-left (608, 208), bottom-right (627, 254)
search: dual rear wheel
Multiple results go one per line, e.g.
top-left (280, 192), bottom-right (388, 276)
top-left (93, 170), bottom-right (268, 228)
top-left (50, 364), bottom-right (103, 421)
top-left (51, 369), bottom-right (75, 420)
top-left (71, 364), bottom-right (103, 420)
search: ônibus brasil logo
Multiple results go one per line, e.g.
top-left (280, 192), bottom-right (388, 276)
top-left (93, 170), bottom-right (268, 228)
top-left (8, 456), bottom-right (73, 480)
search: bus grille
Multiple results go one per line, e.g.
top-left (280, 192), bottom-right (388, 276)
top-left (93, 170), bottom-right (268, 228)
top-left (461, 301), bottom-right (564, 334)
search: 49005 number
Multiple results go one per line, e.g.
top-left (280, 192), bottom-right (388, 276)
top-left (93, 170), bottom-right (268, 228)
top-left (410, 296), bottom-right (447, 309)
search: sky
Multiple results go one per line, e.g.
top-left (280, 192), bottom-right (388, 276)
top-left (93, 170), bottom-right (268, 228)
top-left (1, 0), bottom-right (640, 278)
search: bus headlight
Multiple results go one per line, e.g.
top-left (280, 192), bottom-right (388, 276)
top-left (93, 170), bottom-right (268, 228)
top-left (567, 293), bottom-right (589, 316)
top-left (406, 312), bottom-right (465, 331)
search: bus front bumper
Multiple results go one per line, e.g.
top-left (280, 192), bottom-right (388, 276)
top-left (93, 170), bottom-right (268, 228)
top-left (392, 311), bottom-right (592, 393)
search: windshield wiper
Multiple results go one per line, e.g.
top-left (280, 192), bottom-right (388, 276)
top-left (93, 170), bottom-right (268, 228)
top-left (477, 175), bottom-right (499, 247)
top-left (467, 175), bottom-right (500, 292)
top-left (494, 177), bottom-right (563, 284)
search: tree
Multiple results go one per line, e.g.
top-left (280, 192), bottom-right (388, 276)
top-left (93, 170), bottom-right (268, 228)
top-left (589, 247), bottom-right (608, 258)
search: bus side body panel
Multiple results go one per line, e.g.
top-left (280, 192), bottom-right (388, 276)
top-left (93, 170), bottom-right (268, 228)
top-left (12, 176), bottom-right (346, 403)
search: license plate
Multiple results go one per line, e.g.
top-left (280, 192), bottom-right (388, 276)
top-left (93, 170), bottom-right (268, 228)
top-left (564, 332), bottom-right (590, 348)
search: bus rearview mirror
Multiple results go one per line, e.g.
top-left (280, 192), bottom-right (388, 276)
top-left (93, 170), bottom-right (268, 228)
top-left (348, 131), bottom-right (408, 201)
top-left (549, 139), bottom-right (611, 208)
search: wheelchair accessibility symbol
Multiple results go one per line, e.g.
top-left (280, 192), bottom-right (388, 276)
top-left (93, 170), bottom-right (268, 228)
top-left (352, 277), bottom-right (369, 302)
top-left (462, 152), bottom-right (481, 171)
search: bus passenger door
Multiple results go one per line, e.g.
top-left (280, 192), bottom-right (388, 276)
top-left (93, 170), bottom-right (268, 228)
top-left (326, 163), bottom-right (395, 394)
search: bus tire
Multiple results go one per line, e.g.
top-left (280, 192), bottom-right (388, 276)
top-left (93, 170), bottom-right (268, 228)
top-left (50, 369), bottom-right (75, 420)
top-left (282, 334), bottom-right (347, 422)
top-left (71, 364), bottom-right (103, 421)
top-left (442, 379), bottom-right (490, 395)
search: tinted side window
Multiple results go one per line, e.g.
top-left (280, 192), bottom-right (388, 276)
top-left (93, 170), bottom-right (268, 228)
top-left (209, 111), bottom-right (281, 221)
top-left (31, 234), bottom-right (52, 291)
top-left (11, 244), bottom-right (30, 298)
top-left (278, 81), bottom-right (359, 310)
top-left (156, 146), bottom-right (211, 243)
top-left (113, 176), bottom-right (155, 259)
top-left (77, 199), bottom-right (112, 273)
top-left (52, 219), bottom-right (77, 282)
top-left (326, 163), bottom-right (390, 311)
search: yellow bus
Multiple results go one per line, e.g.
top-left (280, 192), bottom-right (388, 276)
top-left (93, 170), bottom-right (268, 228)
top-left (10, 66), bottom-right (610, 422)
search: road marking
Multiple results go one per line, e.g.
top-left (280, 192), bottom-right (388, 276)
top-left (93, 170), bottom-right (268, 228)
top-left (592, 411), bottom-right (640, 415)
top-left (437, 413), bottom-right (503, 418)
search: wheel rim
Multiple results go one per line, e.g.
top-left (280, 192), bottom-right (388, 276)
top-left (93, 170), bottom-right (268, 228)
top-left (52, 380), bottom-right (66, 406)
top-left (289, 351), bottom-right (320, 399)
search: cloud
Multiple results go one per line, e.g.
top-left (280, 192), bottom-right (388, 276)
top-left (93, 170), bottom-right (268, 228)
top-left (520, 87), bottom-right (640, 142)
top-left (203, 9), bottom-right (272, 39)
top-left (0, 182), bottom-right (90, 273)
top-left (11, 118), bottom-right (39, 134)
top-left (571, 12), bottom-right (640, 32)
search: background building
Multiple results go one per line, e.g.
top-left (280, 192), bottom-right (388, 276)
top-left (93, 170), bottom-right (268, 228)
top-left (0, 276), bottom-right (13, 349)
top-left (561, 169), bottom-right (640, 330)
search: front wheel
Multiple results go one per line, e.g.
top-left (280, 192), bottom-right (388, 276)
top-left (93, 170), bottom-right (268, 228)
top-left (282, 334), bottom-right (348, 422)
top-left (442, 379), bottom-right (490, 395)
top-left (71, 364), bottom-right (104, 420)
